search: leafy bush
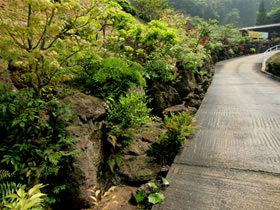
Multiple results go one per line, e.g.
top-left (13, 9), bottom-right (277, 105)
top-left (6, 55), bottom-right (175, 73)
top-left (250, 48), bottom-right (256, 54)
top-left (115, 0), bottom-right (136, 15)
top-left (144, 60), bottom-right (175, 83)
top-left (107, 87), bottom-right (153, 141)
top-left (266, 53), bottom-right (280, 77)
top-left (0, 85), bottom-right (79, 204)
top-left (105, 87), bottom-right (153, 172)
top-left (2, 184), bottom-right (46, 210)
top-left (149, 111), bottom-right (195, 164)
top-left (77, 56), bottom-right (146, 100)
top-left (135, 178), bottom-right (169, 209)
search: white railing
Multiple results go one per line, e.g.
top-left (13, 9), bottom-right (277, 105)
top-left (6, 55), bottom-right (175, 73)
top-left (264, 45), bottom-right (280, 57)
top-left (261, 45), bottom-right (280, 72)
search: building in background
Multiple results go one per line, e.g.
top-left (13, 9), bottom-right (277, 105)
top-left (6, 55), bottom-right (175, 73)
top-left (240, 23), bottom-right (280, 39)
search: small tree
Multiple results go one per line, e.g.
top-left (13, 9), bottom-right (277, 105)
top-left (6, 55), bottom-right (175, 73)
top-left (0, 0), bottom-right (104, 97)
top-left (256, 0), bottom-right (268, 25)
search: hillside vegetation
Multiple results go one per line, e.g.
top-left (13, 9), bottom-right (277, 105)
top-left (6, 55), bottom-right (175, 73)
top-left (169, 0), bottom-right (280, 27)
top-left (0, 0), bottom-right (264, 209)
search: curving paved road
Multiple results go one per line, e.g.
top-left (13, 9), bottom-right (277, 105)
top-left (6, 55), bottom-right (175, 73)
top-left (154, 54), bottom-right (280, 210)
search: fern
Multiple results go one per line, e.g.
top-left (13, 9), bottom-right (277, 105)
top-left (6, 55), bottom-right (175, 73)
top-left (0, 182), bottom-right (22, 198)
top-left (0, 170), bottom-right (12, 181)
top-left (0, 169), bottom-right (22, 208)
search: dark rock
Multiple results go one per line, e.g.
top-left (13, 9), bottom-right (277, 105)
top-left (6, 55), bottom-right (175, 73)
top-left (119, 155), bottom-right (161, 183)
top-left (148, 81), bottom-right (181, 114)
top-left (64, 93), bottom-right (106, 123)
top-left (186, 106), bottom-right (198, 115)
top-left (163, 104), bottom-right (188, 115)
top-left (199, 93), bottom-right (205, 100)
top-left (194, 86), bottom-right (204, 94)
top-left (123, 139), bottom-right (151, 156)
top-left (62, 93), bottom-right (107, 209)
top-left (149, 81), bottom-right (168, 113)
top-left (184, 93), bottom-right (200, 102)
top-left (188, 99), bottom-right (202, 109)
top-left (174, 68), bottom-right (198, 98)
top-left (137, 126), bottom-right (163, 144)
top-left (159, 165), bottom-right (170, 177)
top-left (167, 86), bottom-right (181, 105)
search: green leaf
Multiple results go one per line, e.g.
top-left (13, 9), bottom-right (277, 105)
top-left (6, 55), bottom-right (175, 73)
top-left (148, 182), bottom-right (158, 189)
top-left (136, 190), bottom-right (145, 204)
top-left (162, 178), bottom-right (169, 186)
top-left (6, 194), bottom-right (18, 199)
top-left (20, 122), bottom-right (25, 128)
top-left (148, 193), bottom-right (165, 205)
top-left (23, 200), bottom-right (38, 210)
top-left (30, 193), bottom-right (46, 200)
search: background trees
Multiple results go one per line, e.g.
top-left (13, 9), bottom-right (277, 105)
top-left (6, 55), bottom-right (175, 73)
top-left (132, 0), bottom-right (168, 21)
top-left (168, 0), bottom-right (280, 27)
top-left (256, 0), bottom-right (268, 25)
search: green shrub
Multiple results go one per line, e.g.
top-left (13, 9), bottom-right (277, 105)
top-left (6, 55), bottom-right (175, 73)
top-left (77, 56), bottom-right (146, 100)
top-left (105, 87), bottom-right (153, 172)
top-left (115, 0), bottom-right (136, 15)
top-left (266, 54), bottom-right (280, 77)
top-left (149, 111), bottom-right (195, 164)
top-left (250, 48), bottom-right (256, 54)
top-left (107, 87), bottom-right (153, 140)
top-left (144, 60), bottom-right (175, 83)
top-left (0, 85), bottom-right (79, 205)
top-left (2, 184), bottom-right (46, 210)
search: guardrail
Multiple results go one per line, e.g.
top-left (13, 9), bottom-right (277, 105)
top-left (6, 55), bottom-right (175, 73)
top-left (264, 45), bottom-right (280, 57)
top-left (261, 45), bottom-right (280, 72)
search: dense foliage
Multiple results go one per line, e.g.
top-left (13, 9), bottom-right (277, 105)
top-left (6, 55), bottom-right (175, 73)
top-left (106, 87), bottom-right (153, 172)
top-left (149, 112), bottom-right (195, 164)
top-left (0, 84), bottom-right (79, 205)
top-left (168, 0), bottom-right (280, 27)
top-left (0, 0), bottom-right (256, 208)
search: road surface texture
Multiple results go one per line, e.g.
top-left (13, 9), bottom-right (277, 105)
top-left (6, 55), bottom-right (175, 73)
top-left (154, 54), bottom-right (280, 210)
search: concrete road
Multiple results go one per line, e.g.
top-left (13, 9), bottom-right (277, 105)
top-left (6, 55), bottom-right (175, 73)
top-left (154, 54), bottom-right (280, 210)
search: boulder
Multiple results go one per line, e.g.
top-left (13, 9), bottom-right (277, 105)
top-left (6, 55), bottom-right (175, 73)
top-left (167, 86), bottom-right (181, 105)
top-left (163, 104), bottom-right (188, 115)
top-left (188, 99), bottom-right (202, 109)
top-left (64, 93), bottom-right (106, 123)
top-left (137, 126), bottom-right (163, 143)
top-left (123, 138), bottom-right (150, 156)
top-left (194, 86), bottom-right (204, 95)
top-left (174, 66), bottom-right (198, 98)
top-left (187, 106), bottom-right (198, 115)
top-left (148, 81), bottom-right (181, 114)
top-left (61, 93), bottom-right (107, 209)
top-left (119, 155), bottom-right (161, 183)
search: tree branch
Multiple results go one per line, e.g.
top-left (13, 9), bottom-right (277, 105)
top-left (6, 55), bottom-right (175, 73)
top-left (35, 8), bottom-right (55, 50)
top-left (6, 30), bottom-right (27, 50)
top-left (27, 4), bottom-right (33, 51)
top-left (60, 49), bottom-right (81, 66)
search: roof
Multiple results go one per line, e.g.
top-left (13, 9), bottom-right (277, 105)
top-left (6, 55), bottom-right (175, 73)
top-left (240, 23), bottom-right (280, 31)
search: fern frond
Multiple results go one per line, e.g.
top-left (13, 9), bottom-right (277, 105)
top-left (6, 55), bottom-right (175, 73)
top-left (0, 181), bottom-right (21, 198)
top-left (0, 170), bottom-right (12, 181)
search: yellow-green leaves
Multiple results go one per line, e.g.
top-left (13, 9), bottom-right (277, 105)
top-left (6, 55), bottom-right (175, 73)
top-left (3, 184), bottom-right (47, 210)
